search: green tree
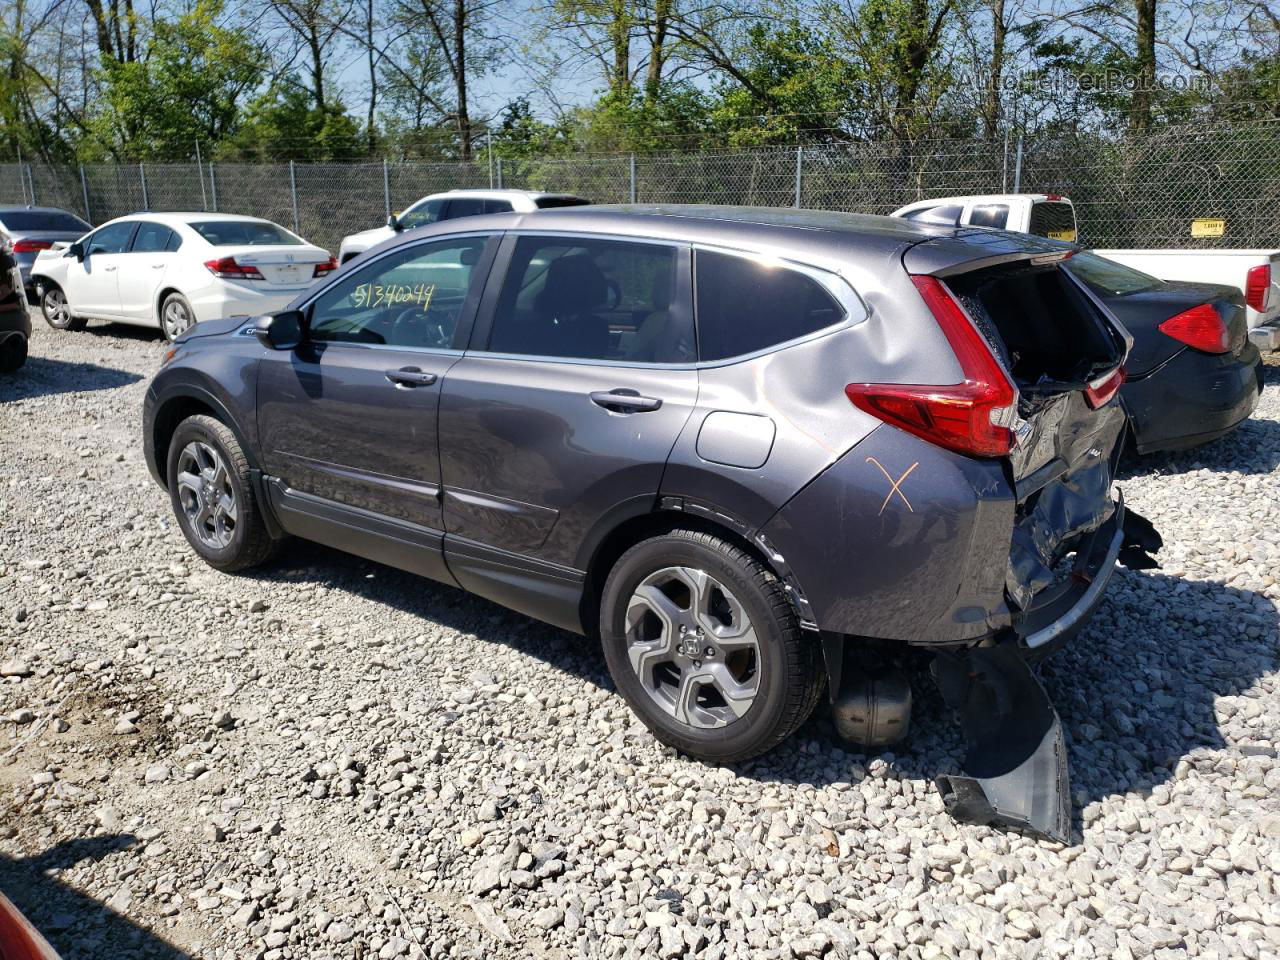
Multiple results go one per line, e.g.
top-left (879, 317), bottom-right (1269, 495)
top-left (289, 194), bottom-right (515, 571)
top-left (91, 0), bottom-right (264, 158)
top-left (218, 82), bottom-right (364, 160)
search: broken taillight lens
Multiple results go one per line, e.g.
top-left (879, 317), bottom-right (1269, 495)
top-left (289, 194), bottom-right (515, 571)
top-left (1084, 366), bottom-right (1126, 409)
top-left (1245, 264), bottom-right (1271, 312)
top-left (845, 276), bottom-right (1017, 458)
top-left (1158, 304), bottom-right (1229, 354)
top-left (204, 256), bottom-right (263, 280)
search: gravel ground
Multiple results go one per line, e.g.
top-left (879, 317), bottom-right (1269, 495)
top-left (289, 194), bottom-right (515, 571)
top-left (2, 315), bottom-right (1279, 960)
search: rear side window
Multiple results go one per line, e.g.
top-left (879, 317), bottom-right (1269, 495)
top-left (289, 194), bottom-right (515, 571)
top-left (695, 250), bottom-right (846, 362)
top-left (486, 236), bottom-right (691, 363)
top-left (131, 222), bottom-right (175, 253)
top-left (483, 199), bottom-right (513, 214)
top-left (190, 220), bottom-right (301, 246)
top-left (443, 198), bottom-right (487, 219)
top-left (968, 204), bottom-right (1009, 229)
top-left (1028, 202), bottom-right (1077, 242)
top-left (902, 204), bottom-right (962, 227)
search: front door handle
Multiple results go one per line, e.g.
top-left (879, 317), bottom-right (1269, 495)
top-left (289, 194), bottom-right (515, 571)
top-left (385, 366), bottom-right (437, 387)
top-left (151, 263), bottom-right (165, 269)
top-left (590, 389), bottom-right (663, 412)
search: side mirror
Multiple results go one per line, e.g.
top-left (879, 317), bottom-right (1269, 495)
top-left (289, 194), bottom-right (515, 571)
top-left (67, 242), bottom-right (84, 261)
top-left (387, 213), bottom-right (401, 233)
top-left (253, 310), bottom-right (305, 350)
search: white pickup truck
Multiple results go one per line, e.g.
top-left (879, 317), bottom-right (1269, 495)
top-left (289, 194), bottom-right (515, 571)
top-left (890, 193), bottom-right (1280, 350)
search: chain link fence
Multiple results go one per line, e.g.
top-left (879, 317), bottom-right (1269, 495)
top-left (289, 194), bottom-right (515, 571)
top-left (4, 119), bottom-right (1278, 254)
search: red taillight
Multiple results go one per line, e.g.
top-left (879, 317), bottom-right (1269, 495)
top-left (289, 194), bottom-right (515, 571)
top-left (1158, 303), bottom-right (1229, 353)
top-left (313, 256), bottom-right (338, 278)
top-left (1084, 366), bottom-right (1126, 409)
top-left (11, 240), bottom-right (52, 254)
top-left (1245, 264), bottom-right (1271, 312)
top-left (845, 275), bottom-right (1017, 458)
top-left (204, 256), bottom-right (263, 280)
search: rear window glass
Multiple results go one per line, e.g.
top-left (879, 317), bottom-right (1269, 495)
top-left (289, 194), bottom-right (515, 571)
top-left (534, 196), bottom-right (591, 209)
top-left (968, 204), bottom-right (1009, 229)
top-left (1065, 252), bottom-right (1161, 296)
top-left (190, 220), bottom-right (301, 246)
top-left (131, 222), bottom-right (178, 253)
top-left (947, 262), bottom-right (1123, 387)
top-left (0, 210), bottom-right (90, 232)
top-left (1028, 202), bottom-right (1077, 242)
top-left (695, 250), bottom-right (846, 362)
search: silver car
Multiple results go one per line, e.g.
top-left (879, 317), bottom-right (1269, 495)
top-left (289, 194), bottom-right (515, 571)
top-left (0, 206), bottom-right (92, 302)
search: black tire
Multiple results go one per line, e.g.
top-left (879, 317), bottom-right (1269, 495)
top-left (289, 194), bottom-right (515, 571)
top-left (0, 334), bottom-right (26, 372)
top-left (41, 285), bottom-right (85, 331)
top-left (160, 292), bottom-right (196, 341)
top-left (166, 414), bottom-right (279, 572)
top-left (599, 529), bottom-right (824, 762)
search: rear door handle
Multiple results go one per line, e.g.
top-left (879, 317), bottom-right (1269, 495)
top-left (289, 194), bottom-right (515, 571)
top-left (385, 367), bottom-right (437, 387)
top-left (103, 265), bottom-right (117, 272)
top-left (151, 263), bottom-right (165, 269)
top-left (590, 389), bottom-right (663, 412)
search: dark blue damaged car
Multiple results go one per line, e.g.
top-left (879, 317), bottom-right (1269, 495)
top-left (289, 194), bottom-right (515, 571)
top-left (142, 207), bottom-right (1161, 841)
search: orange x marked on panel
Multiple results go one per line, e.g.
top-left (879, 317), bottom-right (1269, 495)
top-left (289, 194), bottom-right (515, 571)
top-left (865, 456), bottom-right (919, 515)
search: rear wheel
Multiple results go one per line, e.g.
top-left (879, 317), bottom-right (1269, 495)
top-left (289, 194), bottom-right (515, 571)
top-left (41, 286), bottom-right (84, 331)
top-left (599, 529), bottom-right (823, 762)
top-left (166, 414), bottom-right (279, 572)
top-left (160, 292), bottom-right (195, 341)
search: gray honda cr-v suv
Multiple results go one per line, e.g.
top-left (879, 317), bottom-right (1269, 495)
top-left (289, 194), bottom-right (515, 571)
top-left (144, 206), bottom-right (1158, 840)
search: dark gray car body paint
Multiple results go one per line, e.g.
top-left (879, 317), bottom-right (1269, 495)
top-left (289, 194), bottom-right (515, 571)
top-left (144, 206), bottom-right (1139, 840)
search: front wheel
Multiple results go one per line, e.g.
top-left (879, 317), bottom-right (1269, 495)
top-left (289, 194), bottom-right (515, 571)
top-left (599, 529), bottom-right (823, 762)
top-left (166, 415), bottom-right (279, 572)
top-left (41, 286), bottom-right (84, 331)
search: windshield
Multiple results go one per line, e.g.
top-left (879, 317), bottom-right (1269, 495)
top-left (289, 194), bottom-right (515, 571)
top-left (1066, 252), bottom-right (1163, 296)
top-left (190, 220), bottom-right (302, 246)
top-left (0, 210), bottom-right (91, 232)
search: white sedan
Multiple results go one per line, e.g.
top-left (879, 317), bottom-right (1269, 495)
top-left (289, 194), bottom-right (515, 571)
top-left (31, 213), bottom-right (335, 340)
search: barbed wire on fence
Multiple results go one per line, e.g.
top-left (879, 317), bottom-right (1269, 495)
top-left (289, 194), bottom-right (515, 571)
top-left (3, 118), bottom-right (1278, 254)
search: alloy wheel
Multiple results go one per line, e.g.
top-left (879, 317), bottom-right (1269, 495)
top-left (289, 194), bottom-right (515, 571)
top-left (624, 566), bottom-right (761, 729)
top-left (43, 289), bottom-right (69, 326)
top-left (163, 298), bottom-right (192, 339)
top-left (175, 441), bottom-right (237, 550)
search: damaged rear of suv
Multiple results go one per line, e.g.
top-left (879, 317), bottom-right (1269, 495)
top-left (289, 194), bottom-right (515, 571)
top-left (755, 226), bottom-right (1160, 842)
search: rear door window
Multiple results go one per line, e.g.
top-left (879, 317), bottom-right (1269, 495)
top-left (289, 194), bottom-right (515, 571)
top-left (534, 196), bottom-right (591, 209)
top-left (485, 235), bottom-right (692, 363)
top-left (1028, 202), bottom-right (1077, 242)
top-left (482, 199), bottom-right (513, 214)
top-left (442, 197), bottom-right (487, 220)
top-left (968, 204), bottom-right (1010, 229)
top-left (131, 222), bottom-right (176, 253)
top-left (694, 249), bottom-right (849, 362)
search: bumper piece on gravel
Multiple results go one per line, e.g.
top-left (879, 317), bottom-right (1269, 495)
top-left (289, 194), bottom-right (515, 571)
top-left (933, 644), bottom-right (1071, 843)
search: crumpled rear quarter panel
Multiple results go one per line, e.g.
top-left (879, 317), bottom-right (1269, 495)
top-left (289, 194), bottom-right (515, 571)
top-left (761, 424), bottom-right (1016, 645)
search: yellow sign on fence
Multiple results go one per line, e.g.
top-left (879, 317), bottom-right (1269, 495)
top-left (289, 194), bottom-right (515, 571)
top-left (1190, 218), bottom-right (1226, 238)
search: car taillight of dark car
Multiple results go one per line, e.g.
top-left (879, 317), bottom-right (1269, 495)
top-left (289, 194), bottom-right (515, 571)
top-left (11, 240), bottom-right (53, 253)
top-left (1158, 304), bottom-right (1230, 354)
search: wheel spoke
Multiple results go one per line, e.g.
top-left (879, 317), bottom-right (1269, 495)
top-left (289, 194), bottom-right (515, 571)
top-left (625, 586), bottom-right (678, 678)
top-left (175, 470), bottom-right (202, 498)
top-left (217, 493), bottom-right (237, 524)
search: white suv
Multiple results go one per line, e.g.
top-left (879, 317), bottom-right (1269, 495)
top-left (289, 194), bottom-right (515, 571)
top-left (338, 189), bottom-right (590, 263)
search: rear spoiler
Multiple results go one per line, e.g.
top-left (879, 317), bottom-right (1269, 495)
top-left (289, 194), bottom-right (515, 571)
top-left (903, 229), bottom-right (1079, 278)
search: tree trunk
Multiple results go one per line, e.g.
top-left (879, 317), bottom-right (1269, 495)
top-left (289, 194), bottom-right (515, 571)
top-left (983, 0), bottom-right (1006, 140)
top-left (309, 28), bottom-right (326, 110)
top-left (1129, 0), bottom-right (1157, 130)
top-left (367, 0), bottom-right (377, 153)
top-left (609, 0), bottom-right (631, 96)
top-left (645, 0), bottom-right (669, 103)
top-left (454, 0), bottom-right (471, 160)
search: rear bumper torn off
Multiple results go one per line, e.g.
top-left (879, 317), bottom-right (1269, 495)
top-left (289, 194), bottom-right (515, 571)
top-left (933, 643), bottom-right (1072, 843)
